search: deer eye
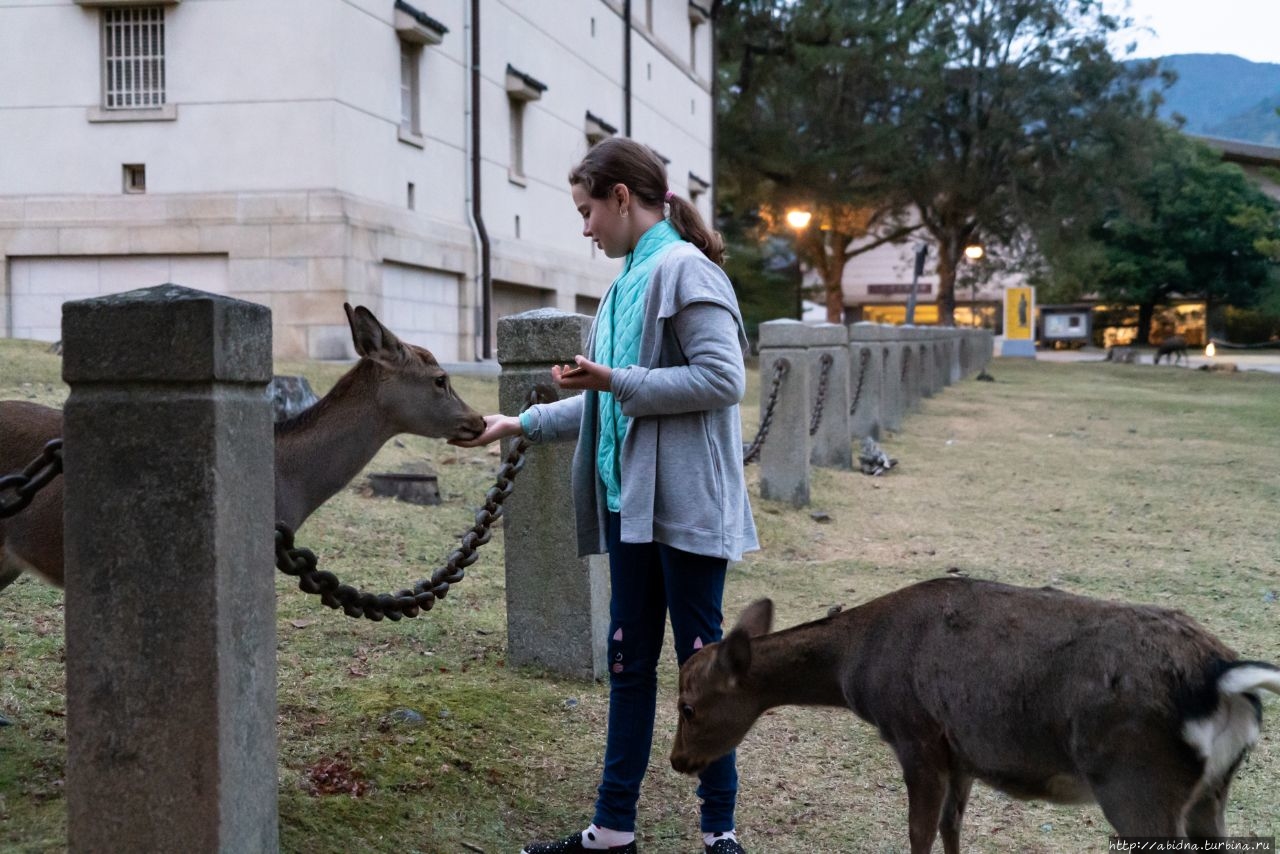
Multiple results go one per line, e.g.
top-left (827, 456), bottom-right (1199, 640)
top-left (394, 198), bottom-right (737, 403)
top-left (434, 376), bottom-right (447, 389)
top-left (680, 704), bottom-right (695, 722)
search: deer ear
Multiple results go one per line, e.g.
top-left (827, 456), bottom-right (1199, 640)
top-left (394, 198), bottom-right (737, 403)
top-left (735, 599), bottom-right (774, 638)
top-left (346, 303), bottom-right (406, 363)
top-left (716, 627), bottom-right (753, 682)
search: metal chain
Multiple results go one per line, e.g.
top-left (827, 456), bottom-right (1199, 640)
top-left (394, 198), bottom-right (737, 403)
top-left (743, 358), bottom-right (788, 466)
top-left (808, 353), bottom-right (833, 436)
top-left (849, 348), bottom-right (871, 416)
top-left (275, 388), bottom-right (546, 622)
top-left (0, 439), bottom-right (64, 518)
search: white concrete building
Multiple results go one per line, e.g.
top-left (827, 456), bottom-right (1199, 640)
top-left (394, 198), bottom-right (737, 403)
top-left (0, 0), bottom-right (715, 359)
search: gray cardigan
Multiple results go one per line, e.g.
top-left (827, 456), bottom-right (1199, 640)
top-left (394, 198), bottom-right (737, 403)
top-left (520, 243), bottom-right (760, 561)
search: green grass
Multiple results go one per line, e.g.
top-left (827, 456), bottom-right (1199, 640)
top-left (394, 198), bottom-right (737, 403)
top-left (2, 342), bottom-right (1278, 853)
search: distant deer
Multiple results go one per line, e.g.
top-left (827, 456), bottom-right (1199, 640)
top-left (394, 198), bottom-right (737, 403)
top-left (0, 304), bottom-right (484, 591)
top-left (1154, 334), bottom-right (1189, 366)
top-left (671, 578), bottom-right (1280, 852)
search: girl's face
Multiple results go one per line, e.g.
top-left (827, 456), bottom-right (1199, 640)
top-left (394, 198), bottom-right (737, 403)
top-left (572, 182), bottom-right (632, 258)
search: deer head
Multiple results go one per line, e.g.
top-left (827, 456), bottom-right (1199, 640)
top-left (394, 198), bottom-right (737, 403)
top-left (343, 303), bottom-right (485, 442)
top-left (670, 598), bottom-right (774, 775)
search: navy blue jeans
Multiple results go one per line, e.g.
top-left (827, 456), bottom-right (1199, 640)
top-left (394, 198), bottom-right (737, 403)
top-left (593, 513), bottom-right (738, 834)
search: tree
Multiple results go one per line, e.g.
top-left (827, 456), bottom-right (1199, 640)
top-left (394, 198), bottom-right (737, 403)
top-left (1080, 129), bottom-right (1280, 343)
top-left (714, 0), bottom-right (1158, 325)
top-left (714, 0), bottom-right (924, 323)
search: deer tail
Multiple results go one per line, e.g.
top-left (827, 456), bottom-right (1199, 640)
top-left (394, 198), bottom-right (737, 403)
top-left (1181, 662), bottom-right (1277, 786)
top-left (1218, 662), bottom-right (1280, 697)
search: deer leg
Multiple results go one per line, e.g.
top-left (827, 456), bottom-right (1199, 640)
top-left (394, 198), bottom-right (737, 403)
top-left (1186, 755), bottom-right (1242, 840)
top-left (897, 748), bottom-right (949, 854)
top-left (0, 551), bottom-right (23, 592)
top-left (1092, 764), bottom-right (1198, 837)
top-left (938, 773), bottom-right (973, 854)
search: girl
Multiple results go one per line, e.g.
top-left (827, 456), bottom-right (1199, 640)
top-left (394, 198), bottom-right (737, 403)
top-left (453, 137), bottom-right (756, 854)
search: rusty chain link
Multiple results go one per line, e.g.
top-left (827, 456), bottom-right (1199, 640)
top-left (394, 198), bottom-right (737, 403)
top-left (743, 358), bottom-right (788, 466)
top-left (0, 439), bottom-right (63, 519)
top-left (275, 388), bottom-right (548, 621)
top-left (849, 347), bottom-right (871, 416)
top-left (808, 353), bottom-right (833, 436)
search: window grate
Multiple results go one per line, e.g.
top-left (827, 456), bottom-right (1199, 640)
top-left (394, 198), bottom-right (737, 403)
top-left (103, 7), bottom-right (166, 110)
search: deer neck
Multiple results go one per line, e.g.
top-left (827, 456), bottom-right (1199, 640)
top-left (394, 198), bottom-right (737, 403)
top-left (747, 617), bottom-right (855, 711)
top-left (273, 364), bottom-right (394, 530)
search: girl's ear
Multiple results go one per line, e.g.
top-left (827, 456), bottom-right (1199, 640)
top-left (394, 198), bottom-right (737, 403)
top-left (612, 183), bottom-right (630, 209)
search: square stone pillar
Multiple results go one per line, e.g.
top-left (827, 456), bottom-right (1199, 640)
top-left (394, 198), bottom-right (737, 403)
top-left (807, 323), bottom-right (851, 470)
top-left (756, 320), bottom-right (811, 506)
top-left (497, 309), bottom-right (609, 680)
top-left (62, 285), bottom-right (277, 853)
top-left (851, 322), bottom-right (901, 441)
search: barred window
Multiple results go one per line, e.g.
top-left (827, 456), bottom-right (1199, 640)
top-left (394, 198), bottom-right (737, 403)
top-left (102, 7), bottom-right (166, 110)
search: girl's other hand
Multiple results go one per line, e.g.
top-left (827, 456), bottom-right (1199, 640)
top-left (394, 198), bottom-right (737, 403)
top-left (553, 356), bottom-right (612, 392)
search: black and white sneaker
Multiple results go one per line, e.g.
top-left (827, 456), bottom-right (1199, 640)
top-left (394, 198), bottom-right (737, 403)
top-left (704, 833), bottom-right (746, 854)
top-left (520, 830), bottom-right (638, 854)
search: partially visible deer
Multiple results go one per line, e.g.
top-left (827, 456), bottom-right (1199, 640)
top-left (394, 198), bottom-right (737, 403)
top-left (0, 303), bottom-right (485, 591)
top-left (671, 578), bottom-right (1280, 853)
top-left (1154, 334), bottom-right (1189, 365)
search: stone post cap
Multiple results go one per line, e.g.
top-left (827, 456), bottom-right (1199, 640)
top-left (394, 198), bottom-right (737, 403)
top-left (804, 322), bottom-right (849, 347)
top-left (62, 284), bottom-right (272, 384)
top-left (848, 322), bottom-right (899, 342)
top-left (496, 308), bottom-right (591, 365)
top-left (758, 318), bottom-right (814, 348)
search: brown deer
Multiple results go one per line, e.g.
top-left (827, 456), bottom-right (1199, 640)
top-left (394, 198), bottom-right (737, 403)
top-left (671, 578), bottom-right (1280, 852)
top-left (0, 303), bottom-right (485, 591)
top-left (1154, 334), bottom-right (1189, 365)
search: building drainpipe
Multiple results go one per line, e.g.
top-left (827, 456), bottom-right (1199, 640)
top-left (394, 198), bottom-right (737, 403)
top-left (465, 0), bottom-right (492, 360)
top-left (623, 0), bottom-right (632, 136)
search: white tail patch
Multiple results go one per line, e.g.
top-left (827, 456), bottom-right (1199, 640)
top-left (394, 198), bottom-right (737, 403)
top-left (693, 637), bottom-right (704, 650)
top-left (1219, 663), bottom-right (1280, 697)
top-left (1183, 665), bottom-right (1278, 785)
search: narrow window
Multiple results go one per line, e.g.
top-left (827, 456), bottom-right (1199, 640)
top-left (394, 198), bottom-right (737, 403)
top-left (400, 40), bottom-right (421, 134)
top-left (123, 163), bottom-right (146, 194)
top-left (407, 182), bottom-right (416, 210)
top-left (645, 0), bottom-right (653, 30)
top-left (515, 214), bottom-right (521, 239)
top-left (509, 99), bottom-right (525, 179)
top-left (102, 7), bottom-right (166, 109)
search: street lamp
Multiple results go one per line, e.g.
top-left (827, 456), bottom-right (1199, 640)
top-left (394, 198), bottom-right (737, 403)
top-left (964, 243), bottom-right (984, 327)
top-left (786, 209), bottom-right (813, 230)
top-left (785, 208), bottom-right (812, 318)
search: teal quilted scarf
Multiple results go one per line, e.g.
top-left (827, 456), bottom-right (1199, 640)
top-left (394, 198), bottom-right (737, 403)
top-left (595, 220), bottom-right (683, 511)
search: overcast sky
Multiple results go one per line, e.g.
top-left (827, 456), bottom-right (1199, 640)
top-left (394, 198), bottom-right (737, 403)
top-left (1109, 0), bottom-right (1280, 64)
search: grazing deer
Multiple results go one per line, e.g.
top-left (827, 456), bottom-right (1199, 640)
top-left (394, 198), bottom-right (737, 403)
top-left (0, 304), bottom-right (484, 591)
top-left (671, 578), bottom-right (1280, 852)
top-left (1154, 334), bottom-right (1189, 366)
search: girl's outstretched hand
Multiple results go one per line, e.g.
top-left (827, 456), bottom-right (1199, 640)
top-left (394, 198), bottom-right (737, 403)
top-left (448, 414), bottom-right (523, 448)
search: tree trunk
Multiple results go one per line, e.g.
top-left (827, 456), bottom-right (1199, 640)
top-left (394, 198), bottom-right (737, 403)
top-left (823, 265), bottom-right (845, 324)
top-left (1137, 302), bottom-right (1154, 346)
top-left (935, 245), bottom-right (958, 326)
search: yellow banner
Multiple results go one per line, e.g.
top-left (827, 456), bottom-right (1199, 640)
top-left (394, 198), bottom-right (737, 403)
top-left (1005, 287), bottom-right (1034, 340)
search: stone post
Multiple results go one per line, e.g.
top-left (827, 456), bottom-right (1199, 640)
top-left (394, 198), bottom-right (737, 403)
top-left (899, 325), bottom-right (923, 412)
top-left (807, 323), bottom-right (851, 470)
top-left (847, 322), bottom-right (886, 440)
top-left (62, 285), bottom-right (277, 853)
top-left (498, 309), bottom-right (609, 680)
top-left (757, 319), bottom-right (811, 507)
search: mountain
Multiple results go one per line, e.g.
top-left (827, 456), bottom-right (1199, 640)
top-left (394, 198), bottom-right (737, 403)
top-left (1206, 95), bottom-right (1280, 146)
top-left (1137, 53), bottom-right (1280, 144)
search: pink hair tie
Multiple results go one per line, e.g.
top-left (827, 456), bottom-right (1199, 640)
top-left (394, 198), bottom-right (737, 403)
top-left (664, 190), bottom-right (675, 202)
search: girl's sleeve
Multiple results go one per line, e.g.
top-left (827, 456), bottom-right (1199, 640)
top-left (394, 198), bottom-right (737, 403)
top-left (611, 299), bottom-right (746, 418)
top-left (518, 393), bottom-right (584, 442)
